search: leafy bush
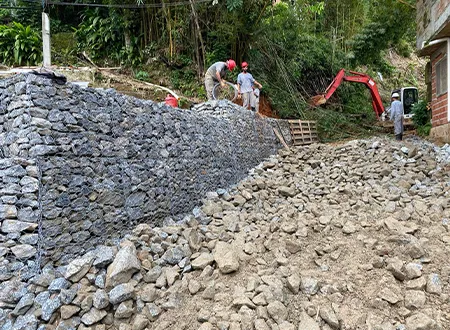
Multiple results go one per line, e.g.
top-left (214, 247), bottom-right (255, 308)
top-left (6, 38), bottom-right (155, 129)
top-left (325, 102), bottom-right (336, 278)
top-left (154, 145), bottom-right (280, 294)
top-left (395, 39), bottom-right (412, 58)
top-left (135, 70), bottom-right (150, 81)
top-left (75, 8), bottom-right (142, 66)
top-left (412, 100), bottom-right (431, 136)
top-left (412, 100), bottom-right (430, 126)
top-left (416, 123), bottom-right (431, 136)
top-left (75, 9), bottom-right (122, 63)
top-left (0, 22), bottom-right (42, 66)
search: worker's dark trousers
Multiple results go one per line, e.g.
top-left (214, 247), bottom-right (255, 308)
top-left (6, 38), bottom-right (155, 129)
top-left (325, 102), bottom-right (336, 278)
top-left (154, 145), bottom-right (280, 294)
top-left (395, 133), bottom-right (403, 141)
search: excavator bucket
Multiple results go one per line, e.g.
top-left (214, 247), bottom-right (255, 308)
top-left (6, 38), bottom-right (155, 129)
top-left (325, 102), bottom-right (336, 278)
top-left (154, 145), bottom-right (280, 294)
top-left (310, 94), bottom-right (327, 107)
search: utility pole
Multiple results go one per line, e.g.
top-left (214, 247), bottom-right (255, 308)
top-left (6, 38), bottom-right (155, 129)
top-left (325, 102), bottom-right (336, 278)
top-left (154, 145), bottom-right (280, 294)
top-left (42, 12), bottom-right (51, 67)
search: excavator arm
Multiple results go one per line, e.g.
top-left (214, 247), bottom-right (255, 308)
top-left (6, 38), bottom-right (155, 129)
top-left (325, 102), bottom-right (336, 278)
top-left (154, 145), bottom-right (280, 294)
top-left (312, 69), bottom-right (385, 119)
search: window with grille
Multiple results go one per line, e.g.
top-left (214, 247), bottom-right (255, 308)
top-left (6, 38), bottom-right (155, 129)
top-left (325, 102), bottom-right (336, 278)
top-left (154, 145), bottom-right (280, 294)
top-left (436, 56), bottom-right (448, 96)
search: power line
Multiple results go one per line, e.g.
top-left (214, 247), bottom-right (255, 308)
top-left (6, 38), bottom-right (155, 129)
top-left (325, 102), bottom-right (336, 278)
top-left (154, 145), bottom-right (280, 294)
top-left (0, 5), bottom-right (39, 10)
top-left (22, 0), bottom-right (211, 9)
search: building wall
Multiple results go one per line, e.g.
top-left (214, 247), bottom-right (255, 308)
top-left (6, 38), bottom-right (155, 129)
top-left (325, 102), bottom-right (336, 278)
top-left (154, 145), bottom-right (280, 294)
top-left (0, 73), bottom-right (282, 277)
top-left (417, 0), bottom-right (450, 49)
top-left (431, 46), bottom-right (449, 126)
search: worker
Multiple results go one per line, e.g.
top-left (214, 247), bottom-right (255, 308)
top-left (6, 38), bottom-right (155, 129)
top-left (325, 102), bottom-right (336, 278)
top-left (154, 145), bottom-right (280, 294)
top-left (390, 92), bottom-right (404, 141)
top-left (237, 61), bottom-right (262, 110)
top-left (204, 59), bottom-right (236, 100)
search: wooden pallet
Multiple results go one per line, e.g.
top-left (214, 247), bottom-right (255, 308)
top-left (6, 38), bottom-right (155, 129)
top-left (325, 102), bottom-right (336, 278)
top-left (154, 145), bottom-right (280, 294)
top-left (288, 120), bottom-right (318, 146)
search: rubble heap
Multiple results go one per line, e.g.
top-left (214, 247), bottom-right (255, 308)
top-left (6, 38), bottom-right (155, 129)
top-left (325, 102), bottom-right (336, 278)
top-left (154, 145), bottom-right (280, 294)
top-left (1, 136), bottom-right (449, 330)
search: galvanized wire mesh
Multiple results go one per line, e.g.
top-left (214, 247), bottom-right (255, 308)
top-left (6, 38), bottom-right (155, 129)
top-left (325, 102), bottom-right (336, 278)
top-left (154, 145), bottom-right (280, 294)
top-left (0, 74), bottom-right (282, 277)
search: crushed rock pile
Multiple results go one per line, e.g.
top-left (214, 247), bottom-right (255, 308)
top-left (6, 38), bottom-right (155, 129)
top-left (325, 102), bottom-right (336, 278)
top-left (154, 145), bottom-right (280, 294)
top-left (1, 136), bottom-right (450, 330)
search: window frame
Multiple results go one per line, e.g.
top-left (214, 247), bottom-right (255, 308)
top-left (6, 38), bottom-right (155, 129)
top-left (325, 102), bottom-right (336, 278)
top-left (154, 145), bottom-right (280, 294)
top-left (436, 56), bottom-right (448, 97)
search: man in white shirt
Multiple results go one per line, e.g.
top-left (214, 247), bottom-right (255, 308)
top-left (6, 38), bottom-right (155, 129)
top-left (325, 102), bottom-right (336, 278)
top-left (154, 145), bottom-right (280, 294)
top-left (237, 62), bottom-right (262, 110)
top-left (389, 92), bottom-right (404, 141)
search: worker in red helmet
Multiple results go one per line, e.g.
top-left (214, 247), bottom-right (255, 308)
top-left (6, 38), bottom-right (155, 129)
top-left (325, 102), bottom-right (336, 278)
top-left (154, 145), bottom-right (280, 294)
top-left (237, 61), bottom-right (262, 111)
top-left (204, 59), bottom-right (236, 100)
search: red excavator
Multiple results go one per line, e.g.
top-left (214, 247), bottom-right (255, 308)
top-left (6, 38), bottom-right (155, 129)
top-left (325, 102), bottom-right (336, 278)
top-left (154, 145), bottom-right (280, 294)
top-left (311, 69), bottom-right (418, 121)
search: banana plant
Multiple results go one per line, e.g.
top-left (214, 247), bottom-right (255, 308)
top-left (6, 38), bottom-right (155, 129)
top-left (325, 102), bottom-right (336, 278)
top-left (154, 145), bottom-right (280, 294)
top-left (0, 22), bottom-right (42, 66)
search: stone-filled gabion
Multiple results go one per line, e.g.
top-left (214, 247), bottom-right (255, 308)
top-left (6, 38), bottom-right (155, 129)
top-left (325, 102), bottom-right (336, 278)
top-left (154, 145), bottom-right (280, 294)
top-left (0, 73), bottom-right (281, 271)
top-left (0, 157), bottom-right (40, 281)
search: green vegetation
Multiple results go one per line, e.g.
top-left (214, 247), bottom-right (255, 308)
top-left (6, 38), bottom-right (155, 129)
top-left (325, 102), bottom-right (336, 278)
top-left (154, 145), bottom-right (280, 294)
top-left (412, 100), bottom-right (432, 136)
top-left (52, 32), bottom-right (77, 66)
top-left (0, 22), bottom-right (41, 66)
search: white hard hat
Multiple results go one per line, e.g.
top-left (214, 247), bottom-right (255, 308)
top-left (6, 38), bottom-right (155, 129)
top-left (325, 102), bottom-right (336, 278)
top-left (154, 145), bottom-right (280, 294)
top-left (392, 92), bottom-right (400, 98)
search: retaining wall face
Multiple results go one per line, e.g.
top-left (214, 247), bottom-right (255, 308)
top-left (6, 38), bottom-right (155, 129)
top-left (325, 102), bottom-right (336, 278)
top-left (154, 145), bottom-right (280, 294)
top-left (0, 73), bottom-right (280, 269)
top-left (0, 158), bottom-right (40, 280)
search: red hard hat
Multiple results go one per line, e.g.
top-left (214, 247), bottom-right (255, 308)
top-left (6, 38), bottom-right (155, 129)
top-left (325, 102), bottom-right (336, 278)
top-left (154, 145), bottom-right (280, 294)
top-left (241, 61), bottom-right (248, 68)
top-left (227, 59), bottom-right (236, 71)
top-left (165, 94), bottom-right (178, 107)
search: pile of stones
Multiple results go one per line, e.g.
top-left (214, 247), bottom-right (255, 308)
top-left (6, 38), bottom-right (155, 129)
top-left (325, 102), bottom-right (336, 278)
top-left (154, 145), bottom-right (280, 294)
top-left (1, 136), bottom-right (449, 330)
top-left (0, 73), bottom-right (282, 272)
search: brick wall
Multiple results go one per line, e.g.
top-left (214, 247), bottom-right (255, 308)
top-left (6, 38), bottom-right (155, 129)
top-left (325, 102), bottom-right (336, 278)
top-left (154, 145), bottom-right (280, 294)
top-left (431, 50), bottom-right (449, 126)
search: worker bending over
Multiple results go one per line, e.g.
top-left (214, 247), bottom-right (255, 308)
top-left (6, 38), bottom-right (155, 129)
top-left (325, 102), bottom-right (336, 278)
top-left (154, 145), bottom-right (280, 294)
top-left (204, 59), bottom-right (236, 100)
top-left (390, 92), bottom-right (404, 141)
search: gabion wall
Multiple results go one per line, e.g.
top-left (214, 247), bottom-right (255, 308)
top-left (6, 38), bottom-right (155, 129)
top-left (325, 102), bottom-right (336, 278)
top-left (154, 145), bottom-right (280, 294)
top-left (0, 73), bottom-right (281, 275)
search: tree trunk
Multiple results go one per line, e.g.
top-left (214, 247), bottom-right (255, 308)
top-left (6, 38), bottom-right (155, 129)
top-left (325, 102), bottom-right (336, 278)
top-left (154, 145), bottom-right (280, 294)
top-left (189, 0), bottom-right (205, 77)
top-left (162, 1), bottom-right (174, 61)
top-left (124, 31), bottom-right (131, 50)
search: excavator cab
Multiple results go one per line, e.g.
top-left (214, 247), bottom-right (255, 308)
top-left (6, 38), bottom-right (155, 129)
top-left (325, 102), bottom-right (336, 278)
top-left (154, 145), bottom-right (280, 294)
top-left (391, 87), bottom-right (419, 118)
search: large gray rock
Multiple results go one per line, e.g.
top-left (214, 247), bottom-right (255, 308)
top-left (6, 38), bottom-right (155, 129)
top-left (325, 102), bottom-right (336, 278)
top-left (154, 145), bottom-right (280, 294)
top-left (214, 241), bottom-right (239, 274)
top-left (3, 165), bottom-right (27, 177)
top-left (34, 291), bottom-right (51, 308)
top-left (59, 289), bottom-right (77, 305)
top-left (93, 289), bottom-right (109, 309)
top-left (10, 244), bottom-right (36, 259)
top-left (405, 290), bottom-right (426, 310)
top-left (0, 280), bottom-right (27, 305)
top-left (11, 293), bottom-right (34, 316)
top-left (114, 300), bottom-right (134, 319)
top-left (64, 252), bottom-right (95, 282)
top-left (1, 220), bottom-right (38, 233)
top-left (48, 278), bottom-right (71, 292)
top-left (278, 186), bottom-right (297, 197)
top-left (93, 246), bottom-right (115, 268)
top-left (109, 283), bottom-right (135, 305)
top-left (0, 204), bottom-right (18, 219)
top-left (12, 314), bottom-right (38, 330)
top-left (132, 314), bottom-right (149, 330)
top-left (106, 245), bottom-right (141, 287)
top-left (161, 247), bottom-right (186, 265)
top-left (191, 253), bottom-right (214, 270)
top-left (426, 273), bottom-right (442, 294)
top-left (80, 308), bottom-right (107, 325)
top-left (267, 301), bottom-right (287, 324)
top-left (300, 277), bottom-right (319, 296)
top-left (60, 305), bottom-right (81, 320)
top-left (41, 296), bottom-right (62, 321)
top-left (319, 305), bottom-right (340, 329)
